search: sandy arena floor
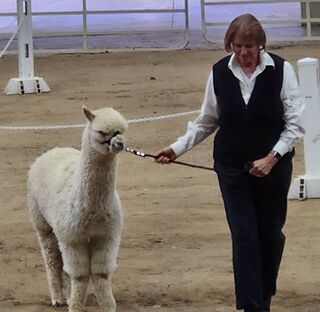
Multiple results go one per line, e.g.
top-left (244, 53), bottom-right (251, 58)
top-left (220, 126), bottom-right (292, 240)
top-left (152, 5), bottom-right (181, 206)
top-left (0, 45), bottom-right (320, 312)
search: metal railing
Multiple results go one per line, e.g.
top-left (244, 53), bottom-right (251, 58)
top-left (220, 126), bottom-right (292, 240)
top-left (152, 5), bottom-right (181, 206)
top-left (200, 0), bottom-right (320, 43)
top-left (0, 0), bottom-right (190, 53)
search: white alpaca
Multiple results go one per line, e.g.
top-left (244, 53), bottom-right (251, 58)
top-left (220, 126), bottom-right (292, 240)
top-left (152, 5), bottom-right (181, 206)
top-left (27, 106), bottom-right (128, 312)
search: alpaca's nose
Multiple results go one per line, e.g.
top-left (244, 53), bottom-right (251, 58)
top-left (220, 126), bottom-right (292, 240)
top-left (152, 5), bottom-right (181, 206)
top-left (114, 142), bottom-right (124, 151)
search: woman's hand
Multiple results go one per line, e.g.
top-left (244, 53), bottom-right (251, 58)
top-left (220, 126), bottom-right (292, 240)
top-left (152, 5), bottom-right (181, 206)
top-left (249, 153), bottom-right (279, 177)
top-left (154, 147), bottom-right (177, 164)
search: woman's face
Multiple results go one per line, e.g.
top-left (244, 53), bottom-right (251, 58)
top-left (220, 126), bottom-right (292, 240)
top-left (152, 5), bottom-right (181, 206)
top-left (231, 33), bottom-right (260, 68)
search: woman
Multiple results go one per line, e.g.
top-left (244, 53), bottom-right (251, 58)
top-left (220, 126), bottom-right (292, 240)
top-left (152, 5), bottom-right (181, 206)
top-left (155, 14), bottom-right (305, 312)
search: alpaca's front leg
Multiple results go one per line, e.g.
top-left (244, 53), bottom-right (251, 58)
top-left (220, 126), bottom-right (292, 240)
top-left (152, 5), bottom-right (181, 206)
top-left (90, 237), bottom-right (118, 312)
top-left (91, 274), bottom-right (116, 312)
top-left (59, 241), bottom-right (90, 312)
top-left (69, 276), bottom-right (89, 312)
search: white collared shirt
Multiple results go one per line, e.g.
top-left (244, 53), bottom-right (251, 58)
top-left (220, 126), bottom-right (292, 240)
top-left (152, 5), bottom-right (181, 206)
top-left (171, 51), bottom-right (305, 158)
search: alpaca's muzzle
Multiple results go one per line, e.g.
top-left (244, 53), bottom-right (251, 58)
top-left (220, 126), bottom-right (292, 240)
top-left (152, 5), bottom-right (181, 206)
top-left (114, 142), bottom-right (124, 151)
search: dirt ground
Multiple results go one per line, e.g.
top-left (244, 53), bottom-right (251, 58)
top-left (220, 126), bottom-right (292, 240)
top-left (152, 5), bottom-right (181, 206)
top-left (0, 45), bottom-right (320, 312)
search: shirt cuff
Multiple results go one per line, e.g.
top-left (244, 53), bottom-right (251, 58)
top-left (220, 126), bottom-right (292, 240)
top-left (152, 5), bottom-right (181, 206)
top-left (272, 140), bottom-right (290, 156)
top-left (170, 141), bottom-right (188, 157)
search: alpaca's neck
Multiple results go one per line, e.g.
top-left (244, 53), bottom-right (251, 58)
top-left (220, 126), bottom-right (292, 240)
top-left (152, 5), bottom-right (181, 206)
top-left (74, 132), bottom-right (118, 213)
top-left (79, 149), bottom-right (117, 196)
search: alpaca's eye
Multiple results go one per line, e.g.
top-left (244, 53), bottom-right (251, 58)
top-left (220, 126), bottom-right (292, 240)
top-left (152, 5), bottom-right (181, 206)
top-left (97, 130), bottom-right (107, 136)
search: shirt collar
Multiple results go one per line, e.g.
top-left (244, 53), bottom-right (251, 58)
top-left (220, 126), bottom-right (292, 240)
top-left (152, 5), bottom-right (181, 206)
top-left (228, 50), bottom-right (275, 72)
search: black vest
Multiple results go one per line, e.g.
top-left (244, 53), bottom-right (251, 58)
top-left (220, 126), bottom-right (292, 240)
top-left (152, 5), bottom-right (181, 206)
top-left (213, 53), bottom-right (285, 168)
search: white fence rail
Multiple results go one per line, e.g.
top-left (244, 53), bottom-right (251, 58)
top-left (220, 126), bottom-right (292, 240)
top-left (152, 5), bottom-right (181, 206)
top-left (200, 0), bottom-right (320, 43)
top-left (0, 0), bottom-right (190, 52)
top-left (1, 0), bottom-right (320, 53)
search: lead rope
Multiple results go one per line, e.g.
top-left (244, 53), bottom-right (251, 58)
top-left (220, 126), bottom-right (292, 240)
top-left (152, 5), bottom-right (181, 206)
top-left (126, 147), bottom-right (214, 171)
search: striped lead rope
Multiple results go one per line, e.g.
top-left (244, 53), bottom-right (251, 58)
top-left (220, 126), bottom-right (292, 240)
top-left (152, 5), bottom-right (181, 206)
top-left (126, 147), bottom-right (214, 171)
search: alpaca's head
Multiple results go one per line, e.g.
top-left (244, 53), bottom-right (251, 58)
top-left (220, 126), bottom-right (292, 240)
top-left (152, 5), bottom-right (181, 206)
top-left (83, 106), bottom-right (128, 155)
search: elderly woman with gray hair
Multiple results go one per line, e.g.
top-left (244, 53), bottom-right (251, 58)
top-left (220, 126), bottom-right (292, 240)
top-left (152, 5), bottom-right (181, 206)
top-left (155, 13), bottom-right (305, 312)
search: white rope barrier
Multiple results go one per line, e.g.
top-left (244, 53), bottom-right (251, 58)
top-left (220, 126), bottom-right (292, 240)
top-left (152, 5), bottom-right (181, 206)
top-left (0, 109), bottom-right (200, 131)
top-left (0, 19), bottom-right (23, 59)
top-left (127, 110), bottom-right (200, 124)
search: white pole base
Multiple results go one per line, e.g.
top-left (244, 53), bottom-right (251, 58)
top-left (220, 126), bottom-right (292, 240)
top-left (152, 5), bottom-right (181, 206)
top-left (288, 175), bottom-right (320, 200)
top-left (4, 77), bottom-right (51, 95)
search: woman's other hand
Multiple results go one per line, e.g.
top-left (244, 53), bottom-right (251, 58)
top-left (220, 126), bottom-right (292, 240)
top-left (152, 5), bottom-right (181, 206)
top-left (249, 153), bottom-right (279, 177)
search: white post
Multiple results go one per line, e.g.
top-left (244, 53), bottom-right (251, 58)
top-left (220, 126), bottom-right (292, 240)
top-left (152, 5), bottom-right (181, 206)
top-left (18, 0), bottom-right (34, 78)
top-left (4, 0), bottom-right (50, 95)
top-left (288, 57), bottom-right (320, 199)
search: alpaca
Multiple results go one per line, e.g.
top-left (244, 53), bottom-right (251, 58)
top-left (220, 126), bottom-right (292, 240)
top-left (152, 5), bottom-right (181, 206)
top-left (27, 106), bottom-right (128, 312)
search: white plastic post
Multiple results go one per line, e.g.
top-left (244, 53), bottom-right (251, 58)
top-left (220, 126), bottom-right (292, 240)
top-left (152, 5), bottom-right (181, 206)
top-left (4, 0), bottom-right (50, 95)
top-left (288, 57), bottom-right (320, 199)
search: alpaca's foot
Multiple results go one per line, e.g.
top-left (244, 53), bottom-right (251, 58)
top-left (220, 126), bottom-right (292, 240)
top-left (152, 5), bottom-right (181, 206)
top-left (50, 291), bottom-right (66, 307)
top-left (51, 299), bottom-right (67, 307)
top-left (49, 291), bottom-right (65, 307)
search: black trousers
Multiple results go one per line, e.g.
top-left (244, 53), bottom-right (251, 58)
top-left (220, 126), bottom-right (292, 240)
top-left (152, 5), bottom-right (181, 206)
top-left (214, 155), bottom-right (292, 311)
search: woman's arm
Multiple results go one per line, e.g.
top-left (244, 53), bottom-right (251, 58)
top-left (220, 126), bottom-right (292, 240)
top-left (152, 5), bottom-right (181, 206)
top-left (155, 71), bottom-right (219, 163)
top-left (272, 61), bottom-right (305, 156)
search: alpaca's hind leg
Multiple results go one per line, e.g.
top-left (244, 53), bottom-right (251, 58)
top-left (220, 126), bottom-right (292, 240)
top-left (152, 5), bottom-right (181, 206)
top-left (59, 241), bottom-right (90, 312)
top-left (37, 231), bottom-right (65, 306)
top-left (28, 195), bottom-right (65, 306)
top-left (90, 237), bottom-right (118, 312)
top-left (62, 271), bottom-right (71, 305)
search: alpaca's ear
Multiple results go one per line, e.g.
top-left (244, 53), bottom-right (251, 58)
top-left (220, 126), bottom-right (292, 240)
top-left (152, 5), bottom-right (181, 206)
top-left (83, 106), bottom-right (95, 122)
